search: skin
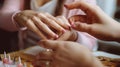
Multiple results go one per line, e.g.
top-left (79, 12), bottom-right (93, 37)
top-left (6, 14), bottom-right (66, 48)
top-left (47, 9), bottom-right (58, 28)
top-left (65, 1), bottom-right (120, 42)
top-left (33, 40), bottom-right (104, 67)
top-left (14, 10), bottom-right (77, 41)
top-left (33, 1), bottom-right (120, 67)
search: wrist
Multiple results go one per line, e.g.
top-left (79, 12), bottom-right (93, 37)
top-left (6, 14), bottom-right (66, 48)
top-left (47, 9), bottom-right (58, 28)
top-left (12, 11), bottom-right (27, 31)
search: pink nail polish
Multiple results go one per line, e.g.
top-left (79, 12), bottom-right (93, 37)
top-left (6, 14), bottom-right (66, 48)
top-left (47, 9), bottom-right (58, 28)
top-left (71, 22), bottom-right (74, 25)
top-left (54, 35), bottom-right (59, 40)
top-left (72, 24), bottom-right (76, 28)
top-left (62, 29), bottom-right (66, 33)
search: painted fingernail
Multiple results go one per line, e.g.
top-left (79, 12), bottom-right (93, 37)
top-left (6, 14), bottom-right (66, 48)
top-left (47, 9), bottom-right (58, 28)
top-left (54, 35), bottom-right (59, 40)
top-left (71, 21), bottom-right (74, 25)
top-left (72, 24), bottom-right (76, 28)
top-left (62, 29), bottom-right (66, 33)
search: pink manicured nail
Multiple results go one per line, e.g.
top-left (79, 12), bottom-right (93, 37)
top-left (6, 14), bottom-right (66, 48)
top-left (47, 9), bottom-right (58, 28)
top-left (62, 29), bottom-right (66, 33)
top-left (71, 24), bottom-right (76, 28)
top-left (71, 22), bottom-right (74, 25)
top-left (54, 35), bottom-right (59, 40)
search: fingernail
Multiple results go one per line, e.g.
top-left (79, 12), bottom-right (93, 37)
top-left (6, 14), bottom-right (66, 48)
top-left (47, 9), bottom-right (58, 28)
top-left (54, 35), bottom-right (59, 40)
top-left (71, 21), bottom-right (74, 25)
top-left (71, 24), bottom-right (76, 28)
top-left (62, 29), bottom-right (66, 33)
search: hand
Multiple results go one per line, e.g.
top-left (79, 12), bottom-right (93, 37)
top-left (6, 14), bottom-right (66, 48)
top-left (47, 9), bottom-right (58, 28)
top-left (65, 1), bottom-right (120, 42)
top-left (33, 40), bottom-right (104, 67)
top-left (57, 29), bottom-right (78, 41)
top-left (14, 10), bottom-right (78, 41)
top-left (14, 10), bottom-right (71, 40)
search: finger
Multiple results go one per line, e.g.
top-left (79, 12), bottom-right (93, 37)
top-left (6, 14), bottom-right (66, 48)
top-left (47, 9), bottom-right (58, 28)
top-left (24, 19), bottom-right (47, 39)
top-left (32, 16), bottom-right (58, 39)
top-left (45, 13), bottom-right (70, 29)
top-left (68, 15), bottom-right (87, 25)
top-left (56, 17), bottom-right (69, 30)
top-left (37, 13), bottom-right (66, 33)
top-left (60, 16), bottom-right (71, 27)
top-left (58, 29), bottom-right (78, 41)
top-left (64, 1), bottom-right (95, 14)
top-left (16, 14), bottom-right (47, 39)
top-left (57, 30), bottom-right (72, 41)
top-left (38, 40), bottom-right (61, 50)
top-left (56, 16), bottom-right (71, 29)
top-left (72, 22), bottom-right (92, 33)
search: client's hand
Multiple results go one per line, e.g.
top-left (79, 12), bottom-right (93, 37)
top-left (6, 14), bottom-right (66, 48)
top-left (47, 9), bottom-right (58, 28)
top-left (33, 40), bottom-right (104, 67)
top-left (14, 10), bottom-right (77, 41)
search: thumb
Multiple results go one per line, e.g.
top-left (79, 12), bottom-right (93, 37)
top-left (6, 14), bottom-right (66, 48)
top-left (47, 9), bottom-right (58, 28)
top-left (38, 40), bottom-right (59, 50)
top-left (72, 22), bottom-right (92, 33)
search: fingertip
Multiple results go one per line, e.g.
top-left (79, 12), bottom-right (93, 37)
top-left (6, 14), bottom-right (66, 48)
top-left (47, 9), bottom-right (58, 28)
top-left (71, 24), bottom-right (76, 29)
top-left (62, 29), bottom-right (66, 33)
top-left (54, 35), bottom-right (59, 40)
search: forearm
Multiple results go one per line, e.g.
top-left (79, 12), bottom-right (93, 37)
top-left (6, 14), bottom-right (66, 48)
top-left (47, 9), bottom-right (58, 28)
top-left (0, 0), bottom-right (23, 32)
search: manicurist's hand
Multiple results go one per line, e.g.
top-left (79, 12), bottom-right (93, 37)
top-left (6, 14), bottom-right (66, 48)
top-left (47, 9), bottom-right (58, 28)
top-left (65, 1), bottom-right (120, 42)
top-left (33, 40), bottom-right (104, 67)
